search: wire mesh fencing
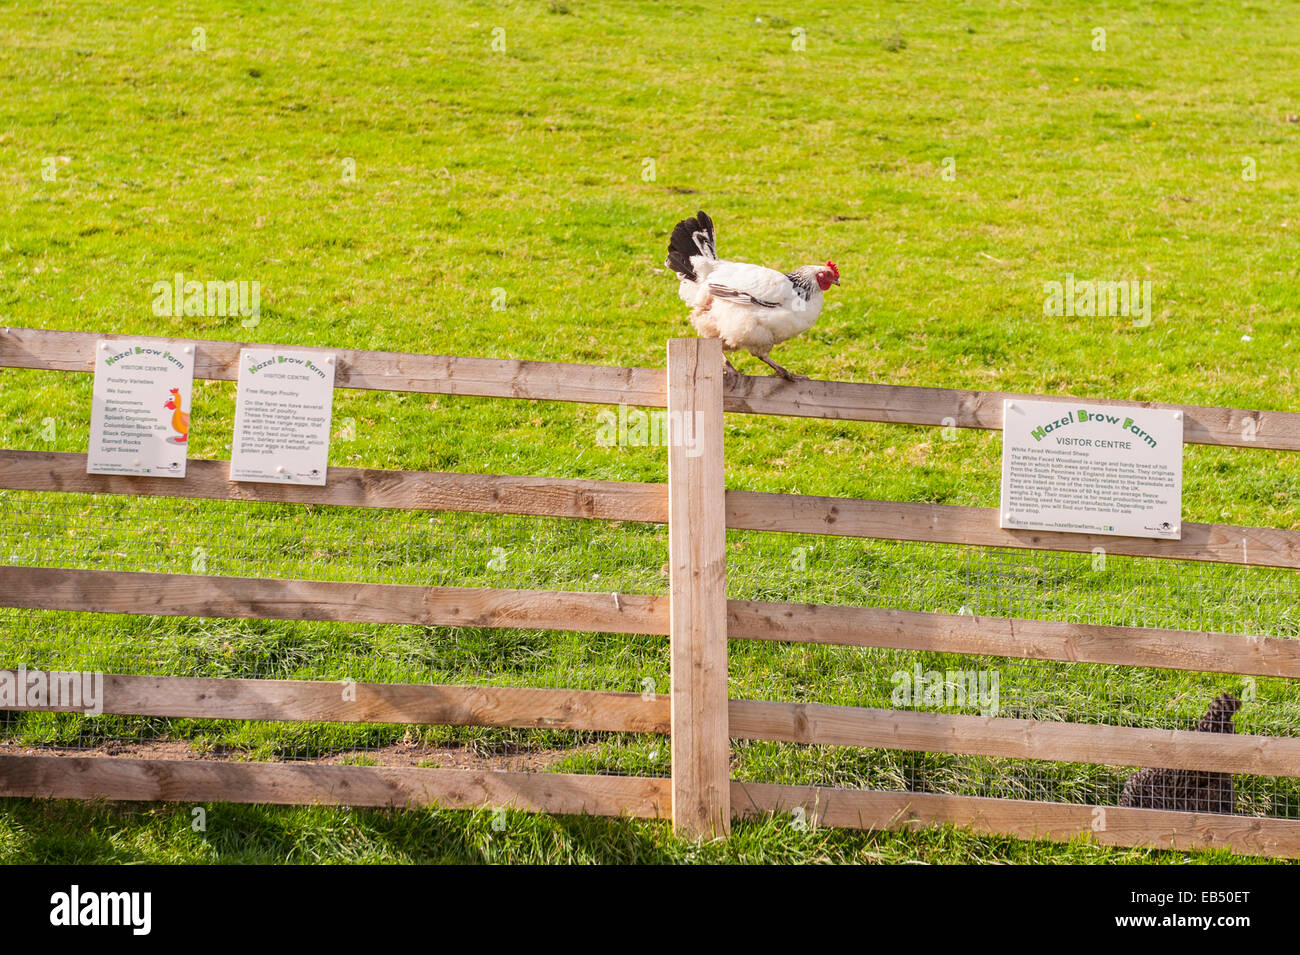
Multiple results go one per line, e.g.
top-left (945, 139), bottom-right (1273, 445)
top-left (726, 530), bottom-right (1300, 821)
top-left (2, 485), bottom-right (1297, 823)
top-left (0, 488), bottom-right (671, 775)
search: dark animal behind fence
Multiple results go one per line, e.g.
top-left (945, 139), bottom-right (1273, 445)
top-left (1118, 692), bottom-right (1242, 814)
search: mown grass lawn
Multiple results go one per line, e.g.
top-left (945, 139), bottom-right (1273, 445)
top-left (0, 0), bottom-right (1297, 864)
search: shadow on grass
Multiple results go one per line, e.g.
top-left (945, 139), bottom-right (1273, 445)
top-left (0, 798), bottom-right (1276, 866)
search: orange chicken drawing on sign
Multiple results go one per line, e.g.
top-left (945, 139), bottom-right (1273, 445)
top-left (164, 387), bottom-right (189, 443)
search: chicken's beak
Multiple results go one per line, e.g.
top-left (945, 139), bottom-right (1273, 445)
top-left (832, 276), bottom-right (840, 286)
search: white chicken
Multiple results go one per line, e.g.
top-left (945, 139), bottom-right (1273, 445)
top-left (665, 210), bottom-right (839, 380)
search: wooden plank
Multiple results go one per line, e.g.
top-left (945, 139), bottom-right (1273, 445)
top-left (667, 337), bottom-right (730, 838)
top-left (6, 450), bottom-right (1295, 570)
top-left (0, 755), bottom-right (669, 818)
top-left (728, 698), bottom-right (1300, 777)
top-left (0, 566), bottom-right (670, 635)
top-left (5, 327), bottom-right (1293, 450)
top-left (731, 781), bottom-right (1300, 858)
top-left (727, 602), bottom-right (1300, 679)
top-left (0, 672), bottom-right (670, 733)
top-left (726, 490), bottom-right (1300, 569)
top-left (0, 327), bottom-right (666, 408)
top-left (0, 449), bottom-right (667, 523)
top-left (721, 376), bottom-right (1300, 451)
top-left (5, 749), bottom-right (1290, 856)
top-left (8, 449), bottom-right (1298, 571)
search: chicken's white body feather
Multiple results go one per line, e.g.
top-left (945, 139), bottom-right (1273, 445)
top-left (676, 261), bottom-right (824, 358)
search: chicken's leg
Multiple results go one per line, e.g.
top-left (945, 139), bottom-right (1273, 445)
top-left (756, 354), bottom-right (808, 382)
top-left (722, 355), bottom-right (744, 389)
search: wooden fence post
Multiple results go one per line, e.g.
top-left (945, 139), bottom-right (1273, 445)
top-left (666, 337), bottom-right (730, 838)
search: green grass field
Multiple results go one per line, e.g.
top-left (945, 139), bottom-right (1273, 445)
top-left (1, 0), bottom-right (1298, 864)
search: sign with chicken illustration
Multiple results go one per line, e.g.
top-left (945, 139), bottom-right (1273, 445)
top-left (87, 338), bottom-right (195, 477)
top-left (230, 348), bottom-right (336, 486)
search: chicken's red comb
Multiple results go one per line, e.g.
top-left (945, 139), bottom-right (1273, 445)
top-left (826, 260), bottom-right (839, 280)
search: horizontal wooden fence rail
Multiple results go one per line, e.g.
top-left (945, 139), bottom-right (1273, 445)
top-left (726, 491), bottom-right (1300, 569)
top-left (5, 450), bottom-right (1297, 569)
top-left (731, 783), bottom-right (1300, 858)
top-left (0, 327), bottom-right (668, 408)
top-left (0, 756), bottom-right (671, 819)
top-left (0, 752), bottom-right (1293, 857)
top-left (0, 672), bottom-right (670, 733)
top-left (728, 699), bottom-right (1300, 777)
top-left (0, 566), bottom-right (670, 635)
top-left (0, 450), bottom-right (668, 523)
top-left (727, 602), bottom-right (1300, 679)
top-left (3, 668), bottom-right (1292, 778)
top-left (722, 377), bottom-right (1300, 451)
top-left (4, 326), bottom-right (1297, 449)
top-left (0, 750), bottom-right (1290, 857)
top-left (4, 566), bottom-right (1295, 679)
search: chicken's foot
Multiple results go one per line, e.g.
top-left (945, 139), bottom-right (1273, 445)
top-left (723, 355), bottom-right (745, 389)
top-left (756, 354), bottom-right (808, 382)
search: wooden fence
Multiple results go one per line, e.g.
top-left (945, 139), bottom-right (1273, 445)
top-left (1, 326), bottom-right (1299, 856)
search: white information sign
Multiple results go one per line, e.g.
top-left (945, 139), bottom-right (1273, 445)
top-left (1000, 398), bottom-right (1183, 539)
top-left (230, 349), bottom-right (336, 486)
top-left (87, 339), bottom-right (195, 477)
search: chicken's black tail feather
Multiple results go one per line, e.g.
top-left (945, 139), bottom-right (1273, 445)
top-left (665, 210), bottom-right (716, 280)
top-left (1197, 693), bottom-right (1242, 733)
